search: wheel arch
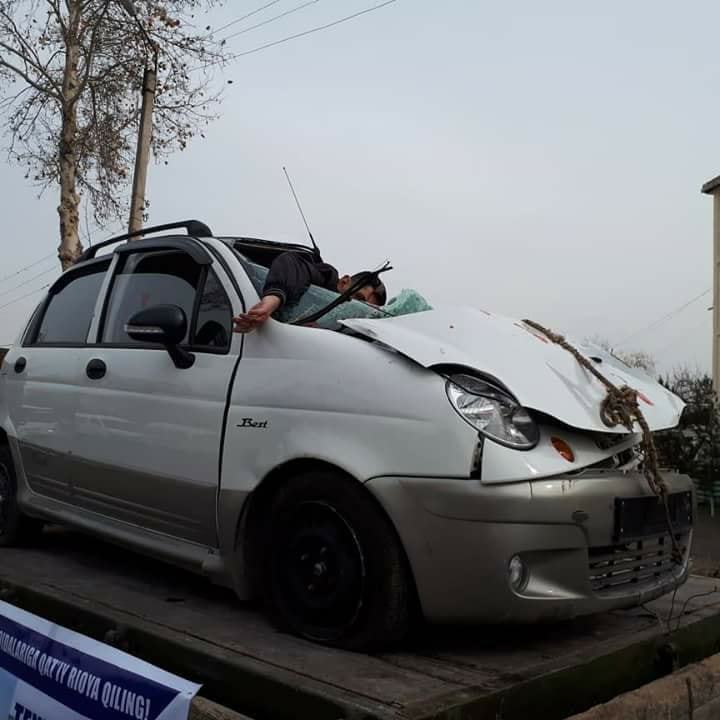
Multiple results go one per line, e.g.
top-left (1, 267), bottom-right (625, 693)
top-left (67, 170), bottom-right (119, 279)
top-left (239, 458), bottom-right (421, 619)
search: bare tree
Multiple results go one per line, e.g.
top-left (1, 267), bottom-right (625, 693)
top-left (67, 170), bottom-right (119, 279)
top-left (586, 335), bottom-right (657, 376)
top-left (0, 1), bottom-right (227, 268)
top-left (613, 349), bottom-right (657, 376)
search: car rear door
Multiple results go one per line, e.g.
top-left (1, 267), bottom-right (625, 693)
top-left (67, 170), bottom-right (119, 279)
top-left (2, 259), bottom-right (111, 502)
top-left (70, 239), bottom-right (241, 547)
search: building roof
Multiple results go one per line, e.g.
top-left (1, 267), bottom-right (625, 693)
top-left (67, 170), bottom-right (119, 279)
top-left (702, 175), bottom-right (720, 194)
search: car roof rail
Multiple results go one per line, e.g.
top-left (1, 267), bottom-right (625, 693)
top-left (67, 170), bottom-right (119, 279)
top-left (76, 220), bottom-right (213, 263)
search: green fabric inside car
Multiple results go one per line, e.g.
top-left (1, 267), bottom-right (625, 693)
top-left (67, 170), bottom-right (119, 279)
top-left (244, 261), bottom-right (432, 330)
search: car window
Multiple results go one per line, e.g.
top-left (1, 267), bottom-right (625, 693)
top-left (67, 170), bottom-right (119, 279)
top-left (193, 269), bottom-right (232, 351)
top-left (34, 264), bottom-right (108, 344)
top-left (102, 251), bottom-right (202, 345)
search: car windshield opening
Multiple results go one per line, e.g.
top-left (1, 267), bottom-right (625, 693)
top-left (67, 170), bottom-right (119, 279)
top-left (232, 247), bottom-right (432, 330)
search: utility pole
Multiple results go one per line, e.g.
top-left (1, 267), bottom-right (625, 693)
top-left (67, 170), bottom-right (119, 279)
top-left (128, 63), bottom-right (157, 234)
top-left (115, 0), bottom-right (157, 235)
top-left (702, 174), bottom-right (720, 391)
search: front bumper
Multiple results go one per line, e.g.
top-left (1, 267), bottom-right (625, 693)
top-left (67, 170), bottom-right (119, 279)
top-left (366, 471), bottom-right (693, 623)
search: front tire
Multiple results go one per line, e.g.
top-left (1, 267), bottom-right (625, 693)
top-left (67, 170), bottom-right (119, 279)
top-left (263, 471), bottom-right (410, 651)
top-left (0, 445), bottom-right (43, 547)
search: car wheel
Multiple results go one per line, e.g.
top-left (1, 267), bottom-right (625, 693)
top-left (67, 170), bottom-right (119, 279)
top-left (264, 470), bottom-right (410, 651)
top-left (0, 445), bottom-right (43, 547)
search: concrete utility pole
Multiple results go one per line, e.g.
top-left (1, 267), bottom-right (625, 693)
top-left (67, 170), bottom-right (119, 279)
top-left (115, 0), bottom-right (157, 235)
top-left (128, 64), bottom-right (157, 234)
top-left (702, 174), bottom-right (720, 391)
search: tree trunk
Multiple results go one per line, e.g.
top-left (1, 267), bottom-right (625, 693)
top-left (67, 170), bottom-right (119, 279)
top-left (57, 2), bottom-right (82, 271)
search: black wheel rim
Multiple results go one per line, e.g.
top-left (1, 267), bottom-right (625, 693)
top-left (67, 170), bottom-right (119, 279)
top-left (0, 463), bottom-right (10, 538)
top-left (272, 501), bottom-right (366, 641)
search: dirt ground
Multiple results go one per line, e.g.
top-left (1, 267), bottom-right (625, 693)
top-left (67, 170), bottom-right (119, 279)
top-left (692, 504), bottom-right (720, 577)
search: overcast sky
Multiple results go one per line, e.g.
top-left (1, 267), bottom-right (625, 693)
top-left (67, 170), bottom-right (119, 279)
top-left (1, 0), bottom-right (717, 374)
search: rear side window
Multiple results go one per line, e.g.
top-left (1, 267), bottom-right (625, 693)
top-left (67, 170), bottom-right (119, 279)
top-left (34, 264), bottom-right (108, 344)
top-left (102, 251), bottom-right (202, 346)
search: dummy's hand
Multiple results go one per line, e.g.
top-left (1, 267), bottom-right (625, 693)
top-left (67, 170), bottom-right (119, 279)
top-left (233, 295), bottom-right (282, 333)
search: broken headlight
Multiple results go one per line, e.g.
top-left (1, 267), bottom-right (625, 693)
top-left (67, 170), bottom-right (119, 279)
top-left (446, 374), bottom-right (539, 450)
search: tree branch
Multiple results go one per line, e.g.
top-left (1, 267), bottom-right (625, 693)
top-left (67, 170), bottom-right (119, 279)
top-left (0, 8), bottom-right (62, 94)
top-left (0, 55), bottom-right (59, 99)
top-left (0, 84), bottom-right (31, 113)
top-left (46, 0), bottom-right (67, 37)
top-left (75, 0), bottom-right (111, 96)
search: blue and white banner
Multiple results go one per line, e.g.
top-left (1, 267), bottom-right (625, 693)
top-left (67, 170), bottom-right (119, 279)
top-left (0, 600), bottom-right (201, 720)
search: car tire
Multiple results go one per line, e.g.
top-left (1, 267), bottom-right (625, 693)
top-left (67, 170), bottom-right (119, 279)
top-left (0, 445), bottom-right (43, 547)
top-left (263, 470), bottom-right (410, 652)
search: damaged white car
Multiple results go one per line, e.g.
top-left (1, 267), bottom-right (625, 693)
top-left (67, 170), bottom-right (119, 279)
top-left (0, 221), bottom-right (693, 651)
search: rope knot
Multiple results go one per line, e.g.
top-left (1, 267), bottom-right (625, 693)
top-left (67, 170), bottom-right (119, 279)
top-left (601, 385), bottom-right (639, 431)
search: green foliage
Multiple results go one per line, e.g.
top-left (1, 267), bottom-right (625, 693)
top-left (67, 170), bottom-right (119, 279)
top-left (655, 369), bottom-right (720, 488)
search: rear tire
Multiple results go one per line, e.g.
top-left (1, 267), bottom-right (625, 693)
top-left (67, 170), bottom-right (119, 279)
top-left (0, 445), bottom-right (43, 547)
top-left (263, 470), bottom-right (410, 651)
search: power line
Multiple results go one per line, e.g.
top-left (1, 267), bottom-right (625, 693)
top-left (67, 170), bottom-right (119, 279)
top-left (191, 0), bottom-right (399, 73)
top-left (213, 0), bottom-right (285, 35)
top-left (224, 0), bottom-right (398, 61)
top-left (647, 311), bottom-right (711, 358)
top-left (617, 288), bottom-right (712, 347)
top-left (0, 253), bottom-right (55, 284)
top-left (0, 283), bottom-right (52, 313)
top-left (0, 266), bottom-right (58, 299)
top-left (220, 0), bottom-right (322, 42)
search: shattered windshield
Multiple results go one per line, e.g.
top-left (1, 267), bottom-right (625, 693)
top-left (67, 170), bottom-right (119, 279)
top-left (240, 257), bottom-right (432, 330)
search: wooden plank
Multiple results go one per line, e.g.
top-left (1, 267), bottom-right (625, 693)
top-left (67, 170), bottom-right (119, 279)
top-left (1, 528), bottom-right (460, 710)
top-left (190, 697), bottom-right (254, 720)
top-left (1, 527), bottom-right (720, 720)
top-left (0, 579), bottom-right (393, 720)
top-left (401, 599), bottom-right (720, 720)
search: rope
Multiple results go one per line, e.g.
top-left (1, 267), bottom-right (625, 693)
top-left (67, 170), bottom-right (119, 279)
top-left (522, 319), bottom-right (684, 564)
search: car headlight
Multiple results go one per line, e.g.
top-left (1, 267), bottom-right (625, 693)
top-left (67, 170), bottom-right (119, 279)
top-left (446, 373), bottom-right (539, 450)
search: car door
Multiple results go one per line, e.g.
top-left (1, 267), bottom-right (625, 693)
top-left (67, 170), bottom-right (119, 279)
top-left (2, 259), bottom-right (111, 502)
top-left (71, 242), bottom-right (240, 547)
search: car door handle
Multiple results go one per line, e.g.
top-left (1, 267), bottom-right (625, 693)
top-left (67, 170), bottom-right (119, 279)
top-left (14, 357), bottom-right (26, 374)
top-left (86, 358), bottom-right (107, 380)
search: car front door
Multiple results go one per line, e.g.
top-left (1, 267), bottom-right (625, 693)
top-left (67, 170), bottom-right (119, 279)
top-left (71, 242), bottom-right (240, 547)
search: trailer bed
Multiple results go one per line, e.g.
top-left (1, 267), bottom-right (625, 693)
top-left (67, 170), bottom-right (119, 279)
top-left (1, 528), bottom-right (719, 720)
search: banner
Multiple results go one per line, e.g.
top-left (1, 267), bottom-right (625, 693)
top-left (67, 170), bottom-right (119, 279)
top-left (0, 600), bottom-right (201, 720)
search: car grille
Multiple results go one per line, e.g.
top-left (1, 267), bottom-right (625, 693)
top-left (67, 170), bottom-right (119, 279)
top-left (588, 533), bottom-right (689, 596)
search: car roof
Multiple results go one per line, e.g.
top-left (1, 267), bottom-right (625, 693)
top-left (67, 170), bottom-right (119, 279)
top-left (73, 220), bottom-right (316, 272)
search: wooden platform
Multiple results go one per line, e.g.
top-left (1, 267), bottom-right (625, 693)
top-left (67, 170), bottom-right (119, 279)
top-left (1, 528), bottom-right (719, 720)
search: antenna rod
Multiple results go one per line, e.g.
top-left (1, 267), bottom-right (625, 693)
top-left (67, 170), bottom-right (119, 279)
top-left (283, 166), bottom-right (320, 255)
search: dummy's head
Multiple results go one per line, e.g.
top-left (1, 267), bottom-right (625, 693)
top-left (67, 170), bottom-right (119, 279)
top-left (337, 272), bottom-right (387, 306)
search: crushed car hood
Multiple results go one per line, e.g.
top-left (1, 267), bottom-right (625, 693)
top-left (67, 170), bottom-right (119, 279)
top-left (342, 307), bottom-right (684, 433)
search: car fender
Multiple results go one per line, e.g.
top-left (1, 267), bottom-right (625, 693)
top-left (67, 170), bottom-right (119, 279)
top-left (221, 321), bottom-right (477, 488)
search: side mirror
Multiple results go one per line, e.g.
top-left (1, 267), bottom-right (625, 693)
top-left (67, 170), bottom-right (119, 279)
top-left (125, 305), bottom-right (195, 369)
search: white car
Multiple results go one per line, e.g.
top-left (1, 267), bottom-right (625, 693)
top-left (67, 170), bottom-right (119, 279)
top-left (0, 220), bottom-right (693, 651)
